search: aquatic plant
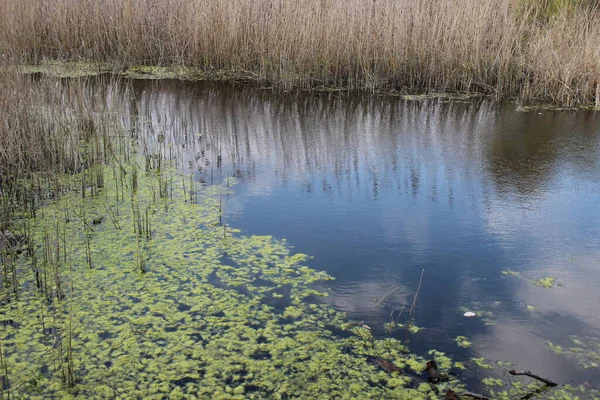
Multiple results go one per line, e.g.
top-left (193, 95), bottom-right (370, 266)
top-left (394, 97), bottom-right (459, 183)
top-left (454, 336), bottom-right (472, 348)
top-left (547, 337), bottom-right (600, 369)
top-left (460, 303), bottom-right (497, 326)
top-left (533, 276), bottom-right (557, 289)
top-left (0, 75), bottom-right (598, 398)
top-left (470, 357), bottom-right (495, 370)
top-left (0, 159), bottom-right (466, 398)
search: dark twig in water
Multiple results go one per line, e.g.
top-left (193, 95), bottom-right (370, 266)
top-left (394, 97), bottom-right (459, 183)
top-left (445, 389), bottom-right (460, 400)
top-left (375, 358), bottom-right (403, 374)
top-left (372, 285), bottom-right (399, 308)
top-left (409, 269), bottom-right (425, 321)
top-left (405, 269), bottom-right (425, 343)
top-left (508, 370), bottom-right (558, 387)
top-left (426, 360), bottom-right (448, 383)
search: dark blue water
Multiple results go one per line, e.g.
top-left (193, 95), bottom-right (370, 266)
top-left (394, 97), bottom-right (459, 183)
top-left (127, 80), bottom-right (600, 388)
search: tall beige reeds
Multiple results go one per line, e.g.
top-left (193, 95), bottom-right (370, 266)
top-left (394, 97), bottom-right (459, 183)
top-left (0, 0), bottom-right (599, 105)
top-left (0, 71), bottom-right (119, 185)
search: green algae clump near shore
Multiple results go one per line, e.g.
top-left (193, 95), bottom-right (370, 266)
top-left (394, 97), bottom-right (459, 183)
top-left (0, 140), bottom-right (598, 399)
top-left (0, 159), bottom-right (449, 399)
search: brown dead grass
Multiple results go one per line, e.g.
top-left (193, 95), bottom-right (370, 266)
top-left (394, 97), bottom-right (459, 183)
top-left (0, 71), bottom-right (119, 185)
top-left (0, 0), bottom-right (599, 105)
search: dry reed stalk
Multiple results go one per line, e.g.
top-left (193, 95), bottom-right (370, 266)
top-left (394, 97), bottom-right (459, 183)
top-left (0, 71), bottom-right (124, 186)
top-left (0, 0), bottom-right (599, 105)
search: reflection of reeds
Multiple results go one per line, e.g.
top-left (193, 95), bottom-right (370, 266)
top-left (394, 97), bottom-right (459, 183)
top-left (1, 0), bottom-right (599, 105)
top-left (0, 73), bottom-right (106, 186)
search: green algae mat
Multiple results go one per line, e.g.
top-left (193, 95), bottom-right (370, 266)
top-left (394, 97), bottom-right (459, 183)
top-left (0, 157), bottom-right (597, 399)
top-left (0, 160), bottom-right (446, 399)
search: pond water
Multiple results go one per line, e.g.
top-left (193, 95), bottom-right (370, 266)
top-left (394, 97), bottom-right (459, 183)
top-left (122, 79), bottom-right (600, 390)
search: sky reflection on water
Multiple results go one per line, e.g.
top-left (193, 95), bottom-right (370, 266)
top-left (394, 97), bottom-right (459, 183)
top-left (124, 79), bottom-right (600, 388)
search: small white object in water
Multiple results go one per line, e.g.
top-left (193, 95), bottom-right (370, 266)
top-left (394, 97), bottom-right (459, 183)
top-left (463, 311), bottom-right (476, 318)
top-left (361, 324), bottom-right (371, 330)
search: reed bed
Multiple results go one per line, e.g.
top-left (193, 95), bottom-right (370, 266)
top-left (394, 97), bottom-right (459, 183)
top-left (0, 0), bottom-right (599, 105)
top-left (0, 72), bottom-right (120, 181)
top-left (0, 71), bottom-right (126, 239)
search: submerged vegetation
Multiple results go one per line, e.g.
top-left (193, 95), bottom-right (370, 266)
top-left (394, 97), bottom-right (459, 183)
top-left (547, 337), bottom-right (600, 370)
top-left (0, 0), bottom-right (600, 106)
top-left (0, 75), bottom-right (466, 397)
top-left (0, 74), bottom-right (599, 398)
top-left (532, 276), bottom-right (559, 289)
top-left (2, 160), bottom-right (442, 398)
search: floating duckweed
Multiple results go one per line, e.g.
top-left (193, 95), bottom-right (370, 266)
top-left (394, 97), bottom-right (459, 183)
top-left (427, 350), bottom-right (453, 370)
top-left (454, 336), bottom-right (472, 348)
top-left (545, 336), bottom-right (600, 369)
top-left (495, 360), bottom-right (514, 368)
top-left (482, 377), bottom-right (504, 387)
top-left (0, 159), bottom-right (455, 399)
top-left (533, 276), bottom-right (557, 289)
top-left (417, 382), bottom-right (431, 392)
top-left (1, 134), bottom-right (596, 399)
top-left (470, 357), bottom-right (494, 370)
top-left (546, 341), bottom-right (564, 354)
top-left (460, 303), bottom-right (497, 326)
top-left (282, 306), bottom-right (303, 319)
top-left (405, 357), bottom-right (427, 373)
